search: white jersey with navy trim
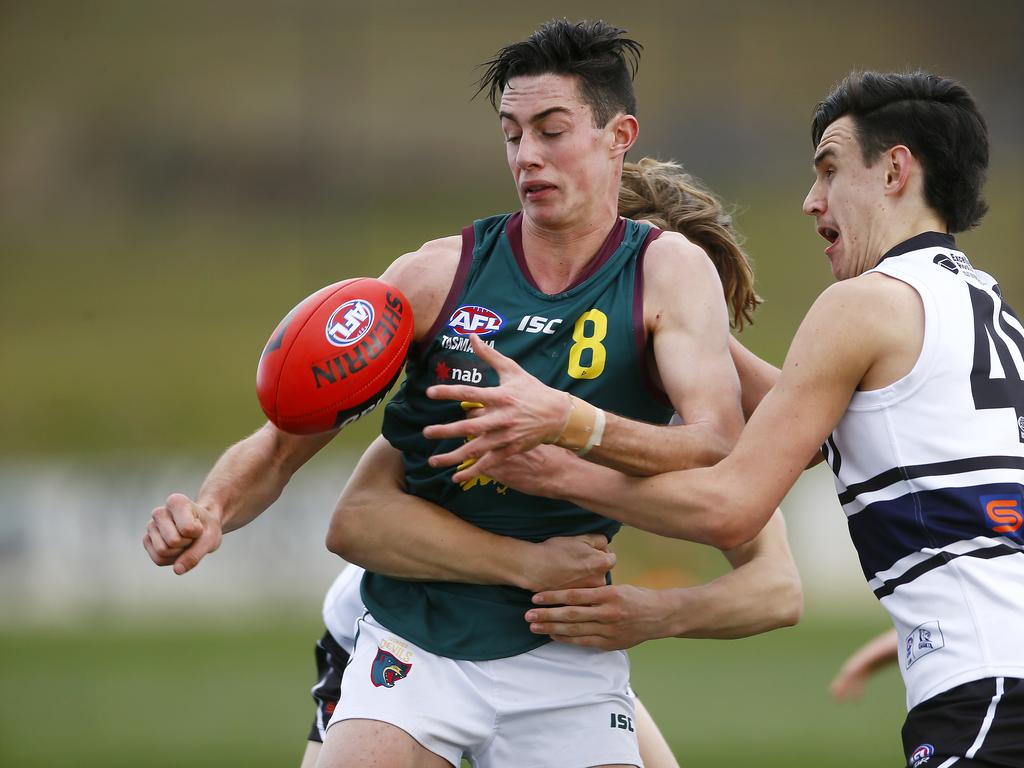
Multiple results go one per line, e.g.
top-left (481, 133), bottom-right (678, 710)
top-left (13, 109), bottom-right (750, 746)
top-left (823, 232), bottom-right (1024, 710)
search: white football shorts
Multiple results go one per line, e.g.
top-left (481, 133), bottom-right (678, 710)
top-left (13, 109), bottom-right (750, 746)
top-left (329, 612), bottom-right (642, 768)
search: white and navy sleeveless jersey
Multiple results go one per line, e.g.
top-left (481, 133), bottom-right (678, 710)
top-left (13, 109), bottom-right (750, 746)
top-left (823, 232), bottom-right (1024, 711)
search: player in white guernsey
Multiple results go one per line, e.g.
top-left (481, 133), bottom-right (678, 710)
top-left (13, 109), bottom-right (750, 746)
top-left (451, 72), bottom-right (1024, 767)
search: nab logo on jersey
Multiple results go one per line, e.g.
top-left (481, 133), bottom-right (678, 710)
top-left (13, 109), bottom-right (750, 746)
top-left (448, 305), bottom-right (504, 336)
top-left (326, 299), bottom-right (375, 347)
top-left (981, 494), bottom-right (1024, 534)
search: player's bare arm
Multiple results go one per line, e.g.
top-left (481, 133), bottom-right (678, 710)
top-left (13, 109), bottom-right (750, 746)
top-left (326, 436), bottom-right (615, 593)
top-left (143, 236), bottom-right (461, 575)
top-left (830, 627), bottom-right (899, 701)
top-left (729, 335), bottom-right (780, 421)
top-left (486, 273), bottom-right (921, 548)
top-left (423, 233), bottom-right (744, 480)
top-left (522, 510), bottom-right (802, 650)
top-left (143, 423), bottom-right (336, 574)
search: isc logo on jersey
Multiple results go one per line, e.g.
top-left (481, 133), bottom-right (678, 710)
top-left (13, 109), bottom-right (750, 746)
top-left (518, 314), bottom-right (563, 334)
top-left (326, 299), bottom-right (375, 347)
top-left (448, 305), bottom-right (504, 336)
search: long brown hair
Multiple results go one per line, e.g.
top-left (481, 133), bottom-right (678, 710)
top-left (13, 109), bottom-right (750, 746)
top-left (618, 158), bottom-right (761, 329)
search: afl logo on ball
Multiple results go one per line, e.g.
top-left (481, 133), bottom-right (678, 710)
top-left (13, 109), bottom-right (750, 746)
top-left (326, 299), bottom-right (375, 347)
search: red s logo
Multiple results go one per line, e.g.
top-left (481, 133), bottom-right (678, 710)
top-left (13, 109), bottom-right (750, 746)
top-left (984, 498), bottom-right (1023, 534)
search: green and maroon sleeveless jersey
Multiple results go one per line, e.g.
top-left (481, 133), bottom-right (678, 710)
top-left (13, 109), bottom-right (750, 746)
top-left (364, 212), bottom-right (674, 659)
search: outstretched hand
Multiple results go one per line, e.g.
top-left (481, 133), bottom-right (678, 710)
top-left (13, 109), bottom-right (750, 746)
top-left (423, 334), bottom-right (571, 481)
top-left (143, 493), bottom-right (223, 575)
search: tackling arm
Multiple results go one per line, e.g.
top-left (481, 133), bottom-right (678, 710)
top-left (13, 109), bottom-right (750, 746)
top-left (488, 278), bottom-right (887, 548)
top-left (523, 511), bottom-right (802, 649)
top-left (326, 436), bottom-right (615, 593)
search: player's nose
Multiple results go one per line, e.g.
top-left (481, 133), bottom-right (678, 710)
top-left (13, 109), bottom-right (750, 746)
top-left (802, 181), bottom-right (825, 216)
top-left (515, 133), bottom-right (543, 170)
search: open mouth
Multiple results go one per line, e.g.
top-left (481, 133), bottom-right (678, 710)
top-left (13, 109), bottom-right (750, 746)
top-left (818, 225), bottom-right (840, 245)
top-left (522, 182), bottom-right (555, 198)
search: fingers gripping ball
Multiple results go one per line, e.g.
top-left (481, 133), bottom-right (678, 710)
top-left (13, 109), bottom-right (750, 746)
top-left (256, 278), bottom-right (414, 434)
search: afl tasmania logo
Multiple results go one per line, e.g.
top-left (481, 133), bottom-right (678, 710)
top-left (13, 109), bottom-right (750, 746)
top-left (326, 299), bottom-right (375, 347)
top-left (448, 305), bottom-right (504, 336)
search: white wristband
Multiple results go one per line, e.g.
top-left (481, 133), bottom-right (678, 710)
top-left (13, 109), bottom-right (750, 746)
top-left (577, 407), bottom-right (606, 457)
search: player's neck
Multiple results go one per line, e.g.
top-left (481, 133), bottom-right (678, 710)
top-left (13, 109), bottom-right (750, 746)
top-left (520, 205), bottom-right (619, 294)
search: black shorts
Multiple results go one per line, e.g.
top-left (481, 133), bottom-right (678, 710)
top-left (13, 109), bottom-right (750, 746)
top-left (902, 677), bottom-right (1024, 767)
top-left (307, 630), bottom-right (351, 743)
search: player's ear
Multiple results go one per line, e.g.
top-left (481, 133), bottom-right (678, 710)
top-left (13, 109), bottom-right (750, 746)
top-left (608, 114), bottom-right (638, 159)
top-left (884, 145), bottom-right (913, 195)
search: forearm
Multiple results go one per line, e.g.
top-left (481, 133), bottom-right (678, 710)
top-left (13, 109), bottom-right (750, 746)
top-left (586, 414), bottom-right (732, 475)
top-left (328, 494), bottom-right (536, 589)
top-left (666, 556), bottom-right (802, 639)
top-left (197, 423), bottom-right (327, 532)
top-left (559, 459), bottom-right (738, 546)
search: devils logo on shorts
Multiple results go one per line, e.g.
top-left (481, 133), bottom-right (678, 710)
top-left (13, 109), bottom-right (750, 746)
top-left (370, 643), bottom-right (413, 688)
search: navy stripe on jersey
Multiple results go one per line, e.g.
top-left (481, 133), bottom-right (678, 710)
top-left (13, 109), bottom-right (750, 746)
top-left (873, 543), bottom-right (1024, 599)
top-left (876, 230), bottom-right (955, 265)
top-left (848, 483), bottom-right (1024, 581)
top-left (837, 456), bottom-right (1024, 507)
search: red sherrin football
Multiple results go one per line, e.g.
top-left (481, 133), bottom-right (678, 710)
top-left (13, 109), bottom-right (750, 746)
top-left (256, 278), bottom-right (413, 434)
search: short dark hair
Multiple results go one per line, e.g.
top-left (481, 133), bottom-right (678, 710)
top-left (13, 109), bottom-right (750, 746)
top-left (811, 71), bottom-right (989, 233)
top-left (477, 19), bottom-right (642, 128)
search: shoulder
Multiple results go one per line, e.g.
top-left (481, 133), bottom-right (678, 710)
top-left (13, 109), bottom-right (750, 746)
top-left (810, 272), bottom-right (922, 329)
top-left (642, 231), bottom-right (726, 328)
top-left (789, 273), bottom-right (923, 385)
top-left (379, 235), bottom-right (462, 341)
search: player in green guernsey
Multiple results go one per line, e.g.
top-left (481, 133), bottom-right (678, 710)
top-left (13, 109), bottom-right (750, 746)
top-left (365, 213), bottom-right (674, 660)
top-left (142, 20), bottom-right (794, 768)
top-left (319, 21), bottom-right (752, 768)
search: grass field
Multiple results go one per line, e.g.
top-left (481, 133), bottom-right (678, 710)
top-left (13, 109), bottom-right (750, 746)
top-left (0, 609), bottom-right (905, 767)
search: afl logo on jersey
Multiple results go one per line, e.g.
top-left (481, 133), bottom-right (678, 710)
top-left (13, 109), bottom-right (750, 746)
top-left (448, 305), bottom-right (504, 336)
top-left (326, 299), bottom-right (375, 347)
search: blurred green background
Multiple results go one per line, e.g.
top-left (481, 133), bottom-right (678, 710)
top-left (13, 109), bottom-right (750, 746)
top-left (1, 1), bottom-right (1021, 766)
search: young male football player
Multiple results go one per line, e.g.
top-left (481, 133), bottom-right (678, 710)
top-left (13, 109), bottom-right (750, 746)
top-left (298, 157), bottom-right (799, 768)
top-left (145, 21), bottom-right (796, 768)
top-left (467, 72), bottom-right (1024, 767)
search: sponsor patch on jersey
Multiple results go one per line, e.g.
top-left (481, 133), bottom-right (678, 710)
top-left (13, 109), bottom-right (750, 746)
top-left (448, 305), bottom-right (504, 336)
top-left (981, 493), bottom-right (1024, 535)
top-left (440, 334), bottom-right (496, 353)
top-left (326, 299), bottom-right (375, 347)
top-left (905, 621), bottom-right (945, 669)
top-left (370, 637), bottom-right (413, 688)
top-left (434, 359), bottom-right (486, 385)
top-left (910, 743), bottom-right (934, 767)
top-left (933, 253), bottom-right (959, 274)
top-left (517, 314), bottom-right (564, 335)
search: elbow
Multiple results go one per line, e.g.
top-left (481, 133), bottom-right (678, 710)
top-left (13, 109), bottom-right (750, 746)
top-left (325, 500), bottom-right (365, 562)
top-left (705, 503), bottom-right (765, 551)
top-left (774, 571), bottom-right (804, 629)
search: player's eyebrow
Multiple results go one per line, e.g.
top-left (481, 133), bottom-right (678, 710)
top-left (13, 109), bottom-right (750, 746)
top-left (813, 148), bottom-right (837, 170)
top-left (499, 106), bottom-right (573, 124)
